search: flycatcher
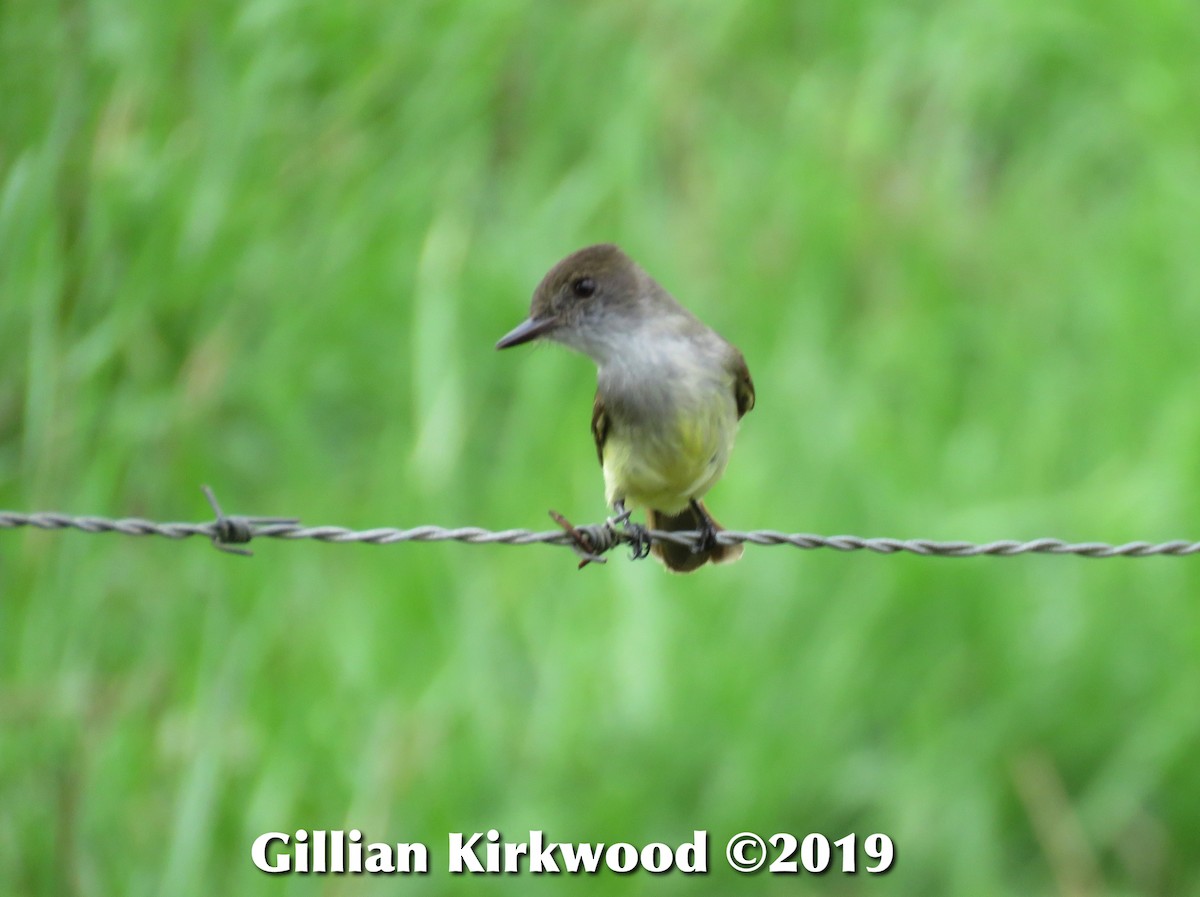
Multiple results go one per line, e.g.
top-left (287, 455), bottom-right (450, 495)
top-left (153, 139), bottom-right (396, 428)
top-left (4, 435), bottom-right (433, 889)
top-left (496, 244), bottom-right (755, 572)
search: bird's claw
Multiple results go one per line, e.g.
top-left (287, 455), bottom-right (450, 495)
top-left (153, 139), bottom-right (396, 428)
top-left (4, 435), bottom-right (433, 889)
top-left (623, 522), bottom-right (653, 560)
top-left (691, 500), bottom-right (719, 554)
top-left (607, 501), bottom-right (651, 561)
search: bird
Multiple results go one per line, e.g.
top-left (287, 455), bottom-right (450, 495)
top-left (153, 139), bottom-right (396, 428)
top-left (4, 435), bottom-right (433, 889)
top-left (496, 244), bottom-right (754, 572)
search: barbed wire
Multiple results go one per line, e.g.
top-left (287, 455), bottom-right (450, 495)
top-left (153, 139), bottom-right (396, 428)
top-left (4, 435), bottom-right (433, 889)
top-left (0, 487), bottom-right (1196, 565)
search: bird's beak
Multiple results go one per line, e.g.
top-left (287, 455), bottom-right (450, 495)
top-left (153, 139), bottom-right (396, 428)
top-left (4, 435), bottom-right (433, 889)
top-left (495, 315), bottom-right (558, 349)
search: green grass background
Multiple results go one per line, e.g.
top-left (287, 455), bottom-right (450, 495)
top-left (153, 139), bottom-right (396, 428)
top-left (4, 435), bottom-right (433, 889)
top-left (3, 0), bottom-right (1199, 894)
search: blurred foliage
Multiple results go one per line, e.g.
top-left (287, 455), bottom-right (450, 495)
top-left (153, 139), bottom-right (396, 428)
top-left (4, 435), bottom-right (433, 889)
top-left (2, 0), bottom-right (1199, 894)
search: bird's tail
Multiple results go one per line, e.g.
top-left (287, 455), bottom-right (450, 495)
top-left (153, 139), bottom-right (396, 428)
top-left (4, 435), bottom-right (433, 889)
top-left (647, 501), bottom-right (743, 573)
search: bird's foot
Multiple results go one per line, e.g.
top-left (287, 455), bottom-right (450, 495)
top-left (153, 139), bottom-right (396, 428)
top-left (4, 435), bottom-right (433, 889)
top-left (690, 500), bottom-right (719, 554)
top-left (623, 522), bottom-right (652, 560)
top-left (608, 501), bottom-right (651, 561)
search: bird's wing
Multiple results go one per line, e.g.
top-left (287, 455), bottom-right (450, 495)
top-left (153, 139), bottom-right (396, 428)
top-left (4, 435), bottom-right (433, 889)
top-left (591, 391), bottom-right (609, 466)
top-left (731, 352), bottom-right (756, 419)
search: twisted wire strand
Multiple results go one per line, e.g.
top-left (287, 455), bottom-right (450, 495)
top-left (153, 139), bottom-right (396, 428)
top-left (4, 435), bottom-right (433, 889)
top-left (2, 493), bottom-right (1198, 560)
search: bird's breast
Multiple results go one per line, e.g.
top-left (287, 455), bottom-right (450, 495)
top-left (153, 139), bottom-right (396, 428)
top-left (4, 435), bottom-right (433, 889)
top-left (598, 365), bottom-right (737, 512)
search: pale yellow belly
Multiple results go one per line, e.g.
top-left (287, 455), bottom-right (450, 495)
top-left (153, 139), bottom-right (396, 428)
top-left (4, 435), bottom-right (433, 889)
top-left (601, 402), bottom-right (734, 514)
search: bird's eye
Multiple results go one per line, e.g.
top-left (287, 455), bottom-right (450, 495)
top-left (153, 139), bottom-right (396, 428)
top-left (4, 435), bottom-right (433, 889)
top-left (572, 277), bottom-right (596, 298)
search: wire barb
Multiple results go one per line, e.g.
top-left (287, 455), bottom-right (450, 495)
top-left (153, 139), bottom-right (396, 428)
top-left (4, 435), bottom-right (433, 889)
top-left (1, 492), bottom-right (1198, 563)
top-left (548, 510), bottom-right (613, 568)
top-left (200, 485), bottom-right (301, 557)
